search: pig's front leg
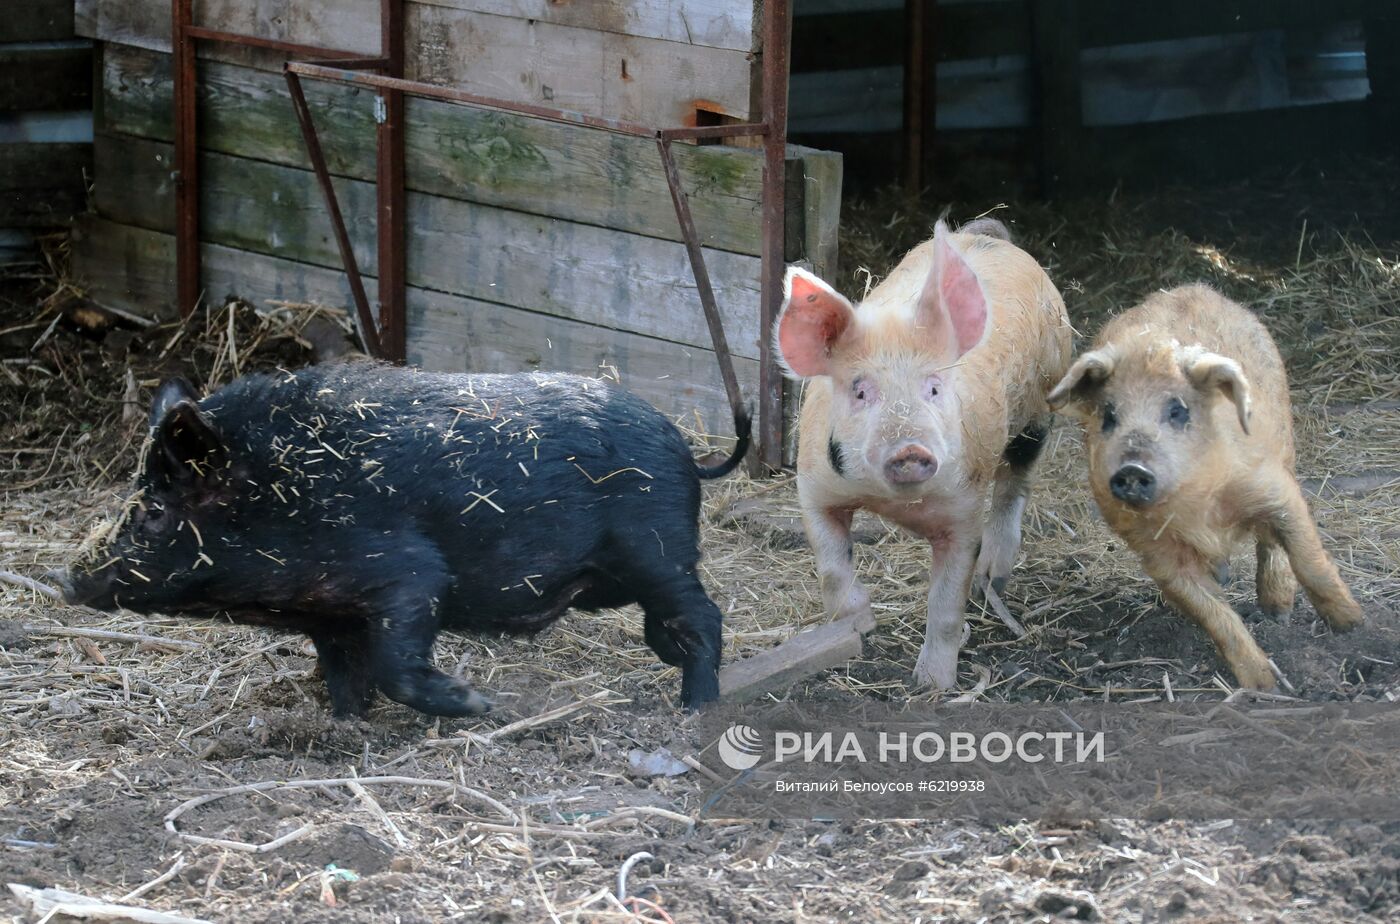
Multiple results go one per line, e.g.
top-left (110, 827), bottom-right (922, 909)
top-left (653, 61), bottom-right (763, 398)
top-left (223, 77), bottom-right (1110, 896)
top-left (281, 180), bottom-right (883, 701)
top-left (308, 629), bottom-right (376, 718)
top-left (367, 554), bottom-right (491, 718)
top-left (914, 527), bottom-right (979, 689)
top-left (1143, 550), bottom-right (1275, 691)
top-left (802, 502), bottom-right (875, 633)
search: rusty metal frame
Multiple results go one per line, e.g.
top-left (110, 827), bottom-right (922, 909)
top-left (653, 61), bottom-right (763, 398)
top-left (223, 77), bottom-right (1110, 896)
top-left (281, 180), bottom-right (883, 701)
top-left (171, 0), bottom-right (401, 361)
top-left (174, 0), bottom-right (791, 471)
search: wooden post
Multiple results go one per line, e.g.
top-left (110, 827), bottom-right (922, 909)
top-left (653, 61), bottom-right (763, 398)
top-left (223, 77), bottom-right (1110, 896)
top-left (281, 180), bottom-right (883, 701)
top-left (757, 0), bottom-right (792, 475)
top-left (1031, 0), bottom-right (1083, 199)
top-left (171, 0), bottom-right (198, 316)
top-left (377, 0), bottom-right (406, 362)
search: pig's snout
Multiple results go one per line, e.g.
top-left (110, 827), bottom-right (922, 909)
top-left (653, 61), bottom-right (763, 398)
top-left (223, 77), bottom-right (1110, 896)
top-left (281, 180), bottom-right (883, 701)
top-left (885, 445), bottom-right (938, 485)
top-left (1109, 463), bottom-right (1157, 506)
top-left (43, 567), bottom-right (77, 603)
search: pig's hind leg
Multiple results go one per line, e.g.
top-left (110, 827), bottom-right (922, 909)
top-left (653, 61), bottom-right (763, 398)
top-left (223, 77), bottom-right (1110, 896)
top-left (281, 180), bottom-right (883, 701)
top-left (1254, 532), bottom-right (1297, 617)
top-left (308, 628), bottom-right (376, 718)
top-left (635, 574), bottom-right (723, 708)
top-left (1268, 479), bottom-right (1363, 631)
top-left (613, 533), bottom-right (722, 706)
top-left (975, 417), bottom-right (1050, 596)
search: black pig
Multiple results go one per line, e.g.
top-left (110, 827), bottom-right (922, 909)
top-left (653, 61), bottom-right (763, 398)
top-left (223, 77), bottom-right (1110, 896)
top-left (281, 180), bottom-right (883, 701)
top-left (53, 363), bottom-right (749, 717)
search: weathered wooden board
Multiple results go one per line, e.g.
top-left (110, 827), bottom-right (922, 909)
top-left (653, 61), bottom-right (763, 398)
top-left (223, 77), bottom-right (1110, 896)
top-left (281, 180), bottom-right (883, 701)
top-left (70, 216), bottom-right (759, 430)
top-left (415, 1), bottom-right (757, 51)
top-left (0, 42), bottom-right (92, 112)
top-left (95, 131), bottom-right (765, 359)
top-left (99, 43), bottom-right (773, 255)
top-left (78, 0), bottom-right (756, 124)
top-left (75, 0), bottom-right (381, 58)
top-left (0, 143), bottom-right (91, 227)
top-left (406, 4), bottom-right (755, 125)
top-left (795, 147), bottom-right (842, 281)
top-left (720, 617), bottom-right (866, 703)
top-left (10, 0), bottom-right (77, 43)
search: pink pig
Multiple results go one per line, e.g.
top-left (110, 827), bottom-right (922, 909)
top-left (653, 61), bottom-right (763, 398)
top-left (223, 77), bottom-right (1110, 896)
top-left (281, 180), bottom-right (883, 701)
top-left (775, 220), bottom-right (1070, 688)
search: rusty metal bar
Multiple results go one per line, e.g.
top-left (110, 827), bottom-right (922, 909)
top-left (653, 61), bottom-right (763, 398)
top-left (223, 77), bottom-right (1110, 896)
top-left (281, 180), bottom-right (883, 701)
top-left (287, 61), bottom-right (658, 138)
top-left (284, 69), bottom-right (384, 359)
top-left (311, 56), bottom-right (391, 71)
top-left (173, 13), bottom-right (372, 322)
top-left (757, 0), bottom-right (791, 472)
top-left (656, 137), bottom-right (745, 424)
top-left (376, 0), bottom-right (407, 362)
top-left (184, 26), bottom-right (368, 60)
top-left (659, 123), bottom-right (768, 142)
top-left (172, 0), bottom-right (199, 317)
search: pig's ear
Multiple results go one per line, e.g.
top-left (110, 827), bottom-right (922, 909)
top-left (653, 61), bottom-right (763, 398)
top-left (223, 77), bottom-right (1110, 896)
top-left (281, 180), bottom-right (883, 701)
top-left (152, 399), bottom-right (227, 487)
top-left (1183, 351), bottom-right (1252, 434)
top-left (920, 221), bottom-right (988, 357)
top-left (149, 377), bottom-right (200, 430)
top-left (776, 267), bottom-right (856, 378)
top-left (1046, 348), bottom-right (1117, 412)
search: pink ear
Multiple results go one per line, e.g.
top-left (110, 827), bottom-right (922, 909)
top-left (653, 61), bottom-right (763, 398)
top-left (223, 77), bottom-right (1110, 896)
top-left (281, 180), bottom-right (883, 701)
top-left (775, 268), bottom-right (855, 378)
top-left (920, 222), bottom-right (988, 357)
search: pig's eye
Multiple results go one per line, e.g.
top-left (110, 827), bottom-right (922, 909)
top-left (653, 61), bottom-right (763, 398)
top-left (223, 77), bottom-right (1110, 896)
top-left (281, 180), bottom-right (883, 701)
top-left (1101, 402), bottom-right (1118, 433)
top-left (850, 377), bottom-right (879, 409)
top-left (1165, 397), bottom-right (1190, 429)
top-left (923, 376), bottom-right (942, 401)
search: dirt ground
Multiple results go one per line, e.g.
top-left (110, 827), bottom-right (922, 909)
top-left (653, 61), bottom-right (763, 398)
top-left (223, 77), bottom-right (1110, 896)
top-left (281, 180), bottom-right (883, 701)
top-left (2, 161), bottom-right (1398, 923)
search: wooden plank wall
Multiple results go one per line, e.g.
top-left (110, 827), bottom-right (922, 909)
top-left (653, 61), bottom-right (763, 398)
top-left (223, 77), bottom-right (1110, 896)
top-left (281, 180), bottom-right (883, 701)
top-left (68, 3), bottom-right (843, 439)
top-left (76, 0), bottom-right (760, 126)
top-left (1, 0), bottom-right (94, 238)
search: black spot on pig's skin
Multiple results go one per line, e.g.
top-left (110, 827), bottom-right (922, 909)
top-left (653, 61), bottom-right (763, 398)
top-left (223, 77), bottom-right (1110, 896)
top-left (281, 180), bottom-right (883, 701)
top-left (828, 435), bottom-right (847, 477)
top-left (1003, 420), bottom-right (1049, 470)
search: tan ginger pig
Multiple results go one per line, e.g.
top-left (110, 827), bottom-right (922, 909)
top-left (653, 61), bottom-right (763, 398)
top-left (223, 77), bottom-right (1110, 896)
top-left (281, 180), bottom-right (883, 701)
top-left (1046, 284), bottom-right (1363, 689)
top-left (774, 219), bottom-right (1071, 689)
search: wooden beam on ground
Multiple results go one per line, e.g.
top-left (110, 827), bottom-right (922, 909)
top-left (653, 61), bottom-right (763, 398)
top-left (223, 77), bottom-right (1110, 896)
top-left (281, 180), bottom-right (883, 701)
top-left (720, 617), bottom-right (867, 703)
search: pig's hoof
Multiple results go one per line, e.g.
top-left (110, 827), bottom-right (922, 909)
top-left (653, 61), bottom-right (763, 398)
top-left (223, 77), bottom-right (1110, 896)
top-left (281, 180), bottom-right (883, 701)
top-left (1320, 599), bottom-right (1364, 633)
top-left (460, 689), bottom-right (492, 715)
top-left (834, 605), bottom-right (876, 634)
top-left (912, 646), bottom-right (958, 691)
top-left (1231, 661), bottom-right (1278, 693)
top-left (1258, 601), bottom-right (1294, 620)
top-left (1213, 560), bottom-right (1232, 587)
